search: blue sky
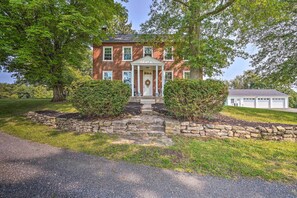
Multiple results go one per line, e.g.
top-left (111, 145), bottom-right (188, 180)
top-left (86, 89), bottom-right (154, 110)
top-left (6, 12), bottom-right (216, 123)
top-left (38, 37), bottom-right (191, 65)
top-left (0, 0), bottom-right (253, 84)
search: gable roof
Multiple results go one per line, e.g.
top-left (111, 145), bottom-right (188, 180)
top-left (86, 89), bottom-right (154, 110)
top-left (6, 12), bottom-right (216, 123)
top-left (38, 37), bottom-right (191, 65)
top-left (103, 34), bottom-right (139, 43)
top-left (228, 89), bottom-right (288, 97)
top-left (131, 56), bottom-right (164, 66)
top-left (102, 34), bottom-right (168, 43)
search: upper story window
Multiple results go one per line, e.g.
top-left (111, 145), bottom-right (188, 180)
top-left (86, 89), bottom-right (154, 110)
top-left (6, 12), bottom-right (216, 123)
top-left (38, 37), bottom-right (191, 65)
top-left (143, 46), bottom-right (153, 57)
top-left (103, 46), bottom-right (113, 61)
top-left (103, 71), bottom-right (112, 80)
top-left (164, 71), bottom-right (173, 84)
top-left (122, 46), bottom-right (132, 61)
top-left (164, 47), bottom-right (173, 61)
top-left (183, 71), bottom-right (190, 79)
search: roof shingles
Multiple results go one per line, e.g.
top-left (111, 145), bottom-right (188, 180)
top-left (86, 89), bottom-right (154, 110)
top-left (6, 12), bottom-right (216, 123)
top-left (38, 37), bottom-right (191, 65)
top-left (103, 34), bottom-right (139, 43)
top-left (228, 89), bottom-right (288, 97)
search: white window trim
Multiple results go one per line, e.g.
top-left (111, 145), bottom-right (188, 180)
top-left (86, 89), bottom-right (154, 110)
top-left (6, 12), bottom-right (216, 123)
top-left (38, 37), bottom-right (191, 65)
top-left (122, 70), bottom-right (132, 82)
top-left (165, 70), bottom-right (174, 81)
top-left (102, 71), bottom-right (113, 80)
top-left (163, 46), bottom-right (174, 61)
top-left (103, 46), bottom-right (113, 61)
top-left (143, 46), bottom-right (153, 58)
top-left (183, 70), bottom-right (190, 79)
top-left (122, 46), bottom-right (133, 61)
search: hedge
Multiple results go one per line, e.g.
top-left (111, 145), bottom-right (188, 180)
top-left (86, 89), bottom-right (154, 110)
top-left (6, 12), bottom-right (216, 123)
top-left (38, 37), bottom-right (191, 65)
top-left (164, 79), bottom-right (228, 120)
top-left (71, 80), bottom-right (130, 117)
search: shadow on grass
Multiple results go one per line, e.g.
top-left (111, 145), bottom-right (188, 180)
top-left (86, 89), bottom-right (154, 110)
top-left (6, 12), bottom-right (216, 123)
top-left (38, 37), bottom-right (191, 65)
top-left (173, 136), bottom-right (297, 182)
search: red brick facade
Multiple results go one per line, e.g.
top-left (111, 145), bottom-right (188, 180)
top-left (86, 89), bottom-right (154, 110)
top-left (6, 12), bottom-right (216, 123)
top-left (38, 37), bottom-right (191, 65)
top-left (93, 42), bottom-right (189, 96)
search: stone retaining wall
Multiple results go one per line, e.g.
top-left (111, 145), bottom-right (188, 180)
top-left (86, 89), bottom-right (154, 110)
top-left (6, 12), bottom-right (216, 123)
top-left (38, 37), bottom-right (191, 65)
top-left (165, 119), bottom-right (297, 142)
top-left (27, 111), bottom-right (165, 136)
top-left (27, 111), bottom-right (297, 142)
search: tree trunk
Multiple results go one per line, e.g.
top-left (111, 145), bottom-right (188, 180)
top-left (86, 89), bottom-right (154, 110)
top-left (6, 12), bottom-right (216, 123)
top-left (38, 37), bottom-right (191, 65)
top-left (189, 5), bottom-right (203, 80)
top-left (190, 67), bottom-right (203, 80)
top-left (51, 84), bottom-right (66, 102)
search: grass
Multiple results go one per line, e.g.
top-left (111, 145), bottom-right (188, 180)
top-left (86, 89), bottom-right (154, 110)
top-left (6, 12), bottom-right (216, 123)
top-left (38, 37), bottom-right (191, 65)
top-left (0, 99), bottom-right (296, 183)
top-left (221, 106), bottom-right (297, 125)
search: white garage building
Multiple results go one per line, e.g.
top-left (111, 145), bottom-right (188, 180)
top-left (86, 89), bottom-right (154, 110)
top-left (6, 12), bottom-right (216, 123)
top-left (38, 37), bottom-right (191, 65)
top-left (226, 89), bottom-right (289, 109)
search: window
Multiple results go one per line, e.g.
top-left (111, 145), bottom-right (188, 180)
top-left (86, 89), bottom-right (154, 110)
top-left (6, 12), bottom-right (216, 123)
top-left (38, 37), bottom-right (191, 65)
top-left (273, 98), bottom-right (284, 100)
top-left (164, 47), bottom-right (173, 61)
top-left (103, 47), bottom-right (113, 61)
top-left (103, 71), bottom-right (112, 80)
top-left (143, 46), bottom-right (153, 57)
top-left (164, 71), bottom-right (173, 84)
top-left (183, 71), bottom-right (190, 79)
top-left (258, 98), bottom-right (269, 101)
top-left (122, 46), bottom-right (132, 61)
top-left (244, 98), bottom-right (255, 101)
top-left (122, 71), bottom-right (132, 87)
top-left (231, 99), bottom-right (235, 103)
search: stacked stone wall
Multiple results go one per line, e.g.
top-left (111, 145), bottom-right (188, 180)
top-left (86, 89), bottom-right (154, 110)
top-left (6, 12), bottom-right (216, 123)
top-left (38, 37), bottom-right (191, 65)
top-left (27, 111), bottom-right (296, 142)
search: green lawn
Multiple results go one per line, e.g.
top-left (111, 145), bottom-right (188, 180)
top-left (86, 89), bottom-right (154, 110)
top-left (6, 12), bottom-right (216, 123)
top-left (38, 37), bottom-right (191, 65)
top-left (0, 99), bottom-right (296, 183)
top-left (221, 106), bottom-right (297, 125)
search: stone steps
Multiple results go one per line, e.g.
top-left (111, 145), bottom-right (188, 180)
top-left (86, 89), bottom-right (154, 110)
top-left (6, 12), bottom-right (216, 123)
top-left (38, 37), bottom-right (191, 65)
top-left (140, 99), bottom-right (156, 104)
top-left (141, 104), bottom-right (153, 114)
top-left (126, 114), bottom-right (165, 138)
top-left (140, 99), bottom-right (157, 115)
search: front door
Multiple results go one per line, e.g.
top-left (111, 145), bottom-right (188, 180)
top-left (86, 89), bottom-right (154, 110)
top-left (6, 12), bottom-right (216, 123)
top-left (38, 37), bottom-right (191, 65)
top-left (143, 70), bottom-right (153, 96)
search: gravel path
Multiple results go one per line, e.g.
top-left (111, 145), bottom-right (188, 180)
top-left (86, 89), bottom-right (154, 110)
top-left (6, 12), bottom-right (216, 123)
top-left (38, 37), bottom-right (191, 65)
top-left (268, 108), bottom-right (297, 113)
top-left (0, 132), bottom-right (296, 198)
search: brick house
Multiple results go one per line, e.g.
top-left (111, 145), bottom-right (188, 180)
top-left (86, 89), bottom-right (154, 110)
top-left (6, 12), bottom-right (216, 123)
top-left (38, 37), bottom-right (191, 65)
top-left (93, 34), bottom-right (189, 97)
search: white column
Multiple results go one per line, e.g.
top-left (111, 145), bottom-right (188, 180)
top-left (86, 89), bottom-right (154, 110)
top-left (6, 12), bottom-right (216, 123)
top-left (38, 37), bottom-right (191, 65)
top-left (161, 65), bottom-right (165, 97)
top-left (255, 97), bottom-right (258, 108)
top-left (155, 65), bottom-right (158, 96)
top-left (131, 65), bottom-right (134, 96)
top-left (137, 65), bottom-right (140, 96)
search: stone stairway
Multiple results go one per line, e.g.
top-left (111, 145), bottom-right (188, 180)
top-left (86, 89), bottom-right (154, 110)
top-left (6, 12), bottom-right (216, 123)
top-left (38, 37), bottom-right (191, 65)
top-left (140, 98), bottom-right (156, 114)
top-left (124, 114), bottom-right (172, 146)
top-left (127, 115), bottom-right (165, 136)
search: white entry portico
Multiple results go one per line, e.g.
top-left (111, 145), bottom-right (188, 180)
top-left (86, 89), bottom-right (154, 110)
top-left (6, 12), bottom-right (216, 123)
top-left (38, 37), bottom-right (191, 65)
top-left (131, 56), bottom-right (165, 97)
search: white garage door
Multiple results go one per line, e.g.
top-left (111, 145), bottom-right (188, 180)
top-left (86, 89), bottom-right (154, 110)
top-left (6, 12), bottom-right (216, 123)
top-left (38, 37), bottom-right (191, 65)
top-left (272, 98), bottom-right (285, 108)
top-left (243, 98), bottom-right (255, 108)
top-left (258, 98), bottom-right (270, 108)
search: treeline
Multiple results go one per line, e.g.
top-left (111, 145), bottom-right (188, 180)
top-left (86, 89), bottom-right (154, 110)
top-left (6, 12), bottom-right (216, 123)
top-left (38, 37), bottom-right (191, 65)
top-left (0, 83), bottom-right (52, 99)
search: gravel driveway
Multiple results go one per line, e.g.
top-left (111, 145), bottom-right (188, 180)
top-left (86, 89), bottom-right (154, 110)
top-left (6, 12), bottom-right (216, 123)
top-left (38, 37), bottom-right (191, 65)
top-left (0, 132), bottom-right (296, 198)
top-left (269, 108), bottom-right (297, 113)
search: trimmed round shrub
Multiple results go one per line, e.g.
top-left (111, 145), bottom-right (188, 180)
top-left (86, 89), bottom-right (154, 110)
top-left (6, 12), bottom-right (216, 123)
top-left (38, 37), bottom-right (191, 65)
top-left (72, 80), bottom-right (130, 117)
top-left (164, 79), bottom-right (228, 120)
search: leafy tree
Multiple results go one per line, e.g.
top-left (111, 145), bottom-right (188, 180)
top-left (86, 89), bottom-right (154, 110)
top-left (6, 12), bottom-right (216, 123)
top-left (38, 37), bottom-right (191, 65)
top-left (249, 1), bottom-right (296, 86)
top-left (229, 70), bottom-right (273, 89)
top-left (0, 83), bottom-right (15, 98)
top-left (0, 0), bottom-right (126, 102)
top-left (112, 11), bottom-right (136, 34)
top-left (0, 83), bottom-right (52, 99)
top-left (141, 0), bottom-right (287, 79)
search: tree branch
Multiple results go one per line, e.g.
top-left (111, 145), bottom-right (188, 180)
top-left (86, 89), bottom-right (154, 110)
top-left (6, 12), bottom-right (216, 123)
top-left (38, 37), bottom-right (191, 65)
top-left (172, 0), bottom-right (189, 7)
top-left (199, 0), bottom-right (236, 21)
